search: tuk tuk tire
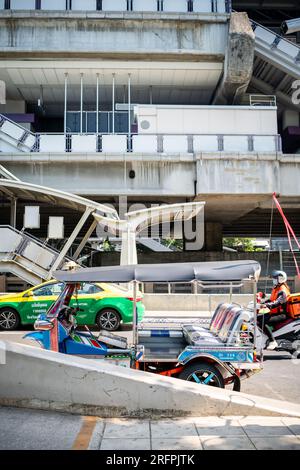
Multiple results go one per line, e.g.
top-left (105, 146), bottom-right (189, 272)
top-left (96, 309), bottom-right (121, 331)
top-left (233, 374), bottom-right (241, 392)
top-left (178, 362), bottom-right (225, 388)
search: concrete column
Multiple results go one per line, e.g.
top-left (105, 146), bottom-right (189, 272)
top-left (10, 197), bottom-right (17, 229)
top-left (80, 73), bottom-right (84, 134)
top-left (204, 222), bottom-right (223, 252)
top-left (128, 73), bottom-right (131, 148)
top-left (213, 12), bottom-right (255, 105)
top-left (120, 229), bottom-right (138, 266)
top-left (96, 73), bottom-right (99, 134)
top-left (64, 73), bottom-right (68, 135)
top-left (282, 110), bottom-right (299, 130)
top-left (112, 73), bottom-right (115, 134)
top-left (0, 275), bottom-right (6, 293)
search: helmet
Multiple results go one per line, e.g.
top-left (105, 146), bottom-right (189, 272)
top-left (62, 261), bottom-right (77, 271)
top-left (271, 270), bottom-right (287, 286)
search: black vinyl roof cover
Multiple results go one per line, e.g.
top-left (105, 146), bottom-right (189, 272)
top-left (54, 260), bottom-right (261, 283)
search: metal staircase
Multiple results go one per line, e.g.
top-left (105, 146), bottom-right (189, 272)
top-left (251, 21), bottom-right (300, 106)
top-left (0, 114), bottom-right (37, 152)
top-left (0, 226), bottom-right (74, 285)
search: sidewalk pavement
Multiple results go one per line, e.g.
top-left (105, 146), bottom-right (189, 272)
top-left (1, 407), bottom-right (300, 450)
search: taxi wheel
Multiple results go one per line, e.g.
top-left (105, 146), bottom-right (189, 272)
top-left (0, 308), bottom-right (20, 331)
top-left (96, 309), bottom-right (121, 331)
top-left (179, 362), bottom-right (225, 388)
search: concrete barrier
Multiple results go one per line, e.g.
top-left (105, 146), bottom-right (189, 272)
top-left (1, 341), bottom-right (300, 418)
top-left (143, 294), bottom-right (253, 312)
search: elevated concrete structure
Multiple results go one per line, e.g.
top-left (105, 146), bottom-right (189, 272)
top-left (0, 3), bottom-right (299, 264)
top-left (1, 153), bottom-right (299, 228)
top-left (213, 12), bottom-right (255, 104)
top-left (0, 10), bottom-right (228, 59)
top-left (1, 341), bottom-right (300, 418)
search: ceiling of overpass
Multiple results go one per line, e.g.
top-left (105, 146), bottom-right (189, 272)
top-left (0, 63), bottom-right (223, 113)
top-left (224, 207), bottom-right (300, 237)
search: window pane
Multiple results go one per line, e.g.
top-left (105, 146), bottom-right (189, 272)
top-left (33, 282), bottom-right (65, 297)
top-left (78, 283), bottom-right (103, 294)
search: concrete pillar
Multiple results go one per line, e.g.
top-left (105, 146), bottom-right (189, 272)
top-left (80, 73), bottom-right (84, 134)
top-left (120, 229), bottom-right (138, 265)
top-left (10, 197), bottom-right (17, 228)
top-left (64, 73), bottom-right (68, 135)
top-left (0, 275), bottom-right (6, 293)
top-left (213, 12), bottom-right (255, 105)
top-left (204, 222), bottom-right (223, 252)
top-left (112, 73), bottom-right (115, 134)
top-left (282, 110), bottom-right (299, 130)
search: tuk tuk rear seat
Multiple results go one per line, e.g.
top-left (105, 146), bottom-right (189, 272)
top-left (182, 303), bottom-right (234, 341)
top-left (183, 304), bottom-right (251, 347)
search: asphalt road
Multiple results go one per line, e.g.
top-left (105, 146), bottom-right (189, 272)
top-left (1, 326), bottom-right (300, 403)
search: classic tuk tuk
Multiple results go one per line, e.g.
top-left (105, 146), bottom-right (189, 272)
top-left (25, 260), bottom-right (262, 391)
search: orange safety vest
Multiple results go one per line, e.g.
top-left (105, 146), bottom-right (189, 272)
top-left (269, 283), bottom-right (291, 315)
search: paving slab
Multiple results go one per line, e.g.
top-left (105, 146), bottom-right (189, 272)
top-left (281, 417), bottom-right (300, 436)
top-left (103, 418), bottom-right (150, 439)
top-left (152, 437), bottom-right (202, 450)
top-left (150, 419), bottom-right (198, 439)
top-left (194, 417), bottom-right (247, 437)
top-left (201, 436), bottom-right (255, 450)
top-left (238, 417), bottom-right (294, 437)
top-left (100, 438), bottom-right (151, 450)
top-left (250, 436), bottom-right (300, 450)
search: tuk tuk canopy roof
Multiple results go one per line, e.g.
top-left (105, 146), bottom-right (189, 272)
top-left (54, 260), bottom-right (261, 284)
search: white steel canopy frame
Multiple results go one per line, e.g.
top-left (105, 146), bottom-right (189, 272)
top-left (94, 201), bottom-right (205, 265)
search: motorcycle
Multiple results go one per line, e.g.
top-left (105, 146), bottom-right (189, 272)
top-left (247, 296), bottom-right (300, 358)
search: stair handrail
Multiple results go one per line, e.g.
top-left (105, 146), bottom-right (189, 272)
top-left (0, 113), bottom-right (36, 139)
top-left (0, 225), bottom-right (76, 264)
top-left (250, 19), bottom-right (300, 52)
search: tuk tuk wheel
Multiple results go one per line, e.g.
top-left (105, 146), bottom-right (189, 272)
top-left (178, 362), bottom-right (225, 388)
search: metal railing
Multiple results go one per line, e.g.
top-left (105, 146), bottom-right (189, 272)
top-left (249, 94), bottom-right (277, 107)
top-left (0, 114), bottom-right (281, 154)
top-left (1, 0), bottom-right (231, 14)
top-left (31, 132), bottom-right (282, 154)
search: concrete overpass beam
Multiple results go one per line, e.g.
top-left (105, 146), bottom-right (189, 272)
top-left (213, 12), bottom-right (255, 105)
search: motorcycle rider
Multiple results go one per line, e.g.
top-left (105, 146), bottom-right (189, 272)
top-left (258, 270), bottom-right (291, 350)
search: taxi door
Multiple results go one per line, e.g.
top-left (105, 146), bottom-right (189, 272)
top-left (21, 282), bottom-right (65, 323)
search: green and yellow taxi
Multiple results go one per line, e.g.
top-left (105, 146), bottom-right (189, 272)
top-left (0, 280), bottom-right (145, 331)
